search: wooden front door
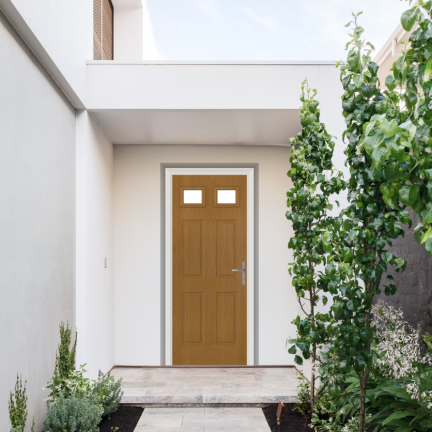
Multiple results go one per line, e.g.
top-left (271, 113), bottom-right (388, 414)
top-left (173, 175), bottom-right (247, 365)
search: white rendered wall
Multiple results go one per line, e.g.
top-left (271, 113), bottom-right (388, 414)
top-left (113, 144), bottom-right (296, 365)
top-left (114, 1), bottom-right (158, 61)
top-left (114, 6), bottom-right (144, 61)
top-left (86, 63), bottom-right (334, 110)
top-left (1, 0), bottom-right (92, 104)
top-left (76, 111), bottom-right (114, 378)
top-left (0, 12), bottom-right (76, 430)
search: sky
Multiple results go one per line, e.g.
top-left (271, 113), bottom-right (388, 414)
top-left (147, 0), bottom-right (409, 61)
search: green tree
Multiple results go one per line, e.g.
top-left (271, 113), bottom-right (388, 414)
top-left (378, 0), bottom-right (432, 255)
top-left (322, 13), bottom-right (411, 432)
top-left (286, 80), bottom-right (345, 411)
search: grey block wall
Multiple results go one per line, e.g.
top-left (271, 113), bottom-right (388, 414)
top-left (376, 209), bottom-right (432, 334)
top-left (0, 10), bottom-right (76, 431)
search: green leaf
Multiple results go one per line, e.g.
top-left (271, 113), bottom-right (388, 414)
top-left (425, 58), bottom-right (432, 82)
top-left (294, 355), bottom-right (303, 365)
top-left (347, 49), bottom-right (361, 73)
top-left (382, 251), bottom-right (394, 263)
top-left (425, 237), bottom-right (432, 253)
top-left (385, 75), bottom-right (396, 91)
top-left (325, 264), bottom-right (336, 279)
top-left (389, 141), bottom-right (407, 161)
top-left (383, 410), bottom-right (418, 426)
top-left (401, 7), bottom-right (418, 31)
top-left (349, 333), bottom-right (360, 345)
top-left (421, 228), bottom-right (432, 244)
top-left (384, 161), bottom-right (402, 182)
top-left (364, 132), bottom-right (385, 155)
top-left (372, 146), bottom-right (389, 170)
top-left (341, 247), bottom-right (353, 263)
top-left (342, 98), bottom-right (356, 113)
top-left (322, 296), bottom-right (328, 306)
top-left (395, 258), bottom-right (406, 269)
top-left (288, 345), bottom-right (297, 355)
top-left (398, 210), bottom-right (411, 225)
top-left (347, 299), bottom-right (358, 311)
top-left (323, 242), bottom-right (333, 253)
top-left (394, 426), bottom-right (414, 432)
top-left (309, 331), bottom-right (319, 342)
top-left (299, 320), bottom-right (312, 336)
top-left (399, 185), bottom-right (419, 206)
top-left (381, 119), bottom-right (399, 137)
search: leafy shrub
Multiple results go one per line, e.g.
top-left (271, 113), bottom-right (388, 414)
top-left (9, 375), bottom-right (28, 432)
top-left (9, 375), bottom-right (35, 432)
top-left (294, 378), bottom-right (311, 416)
top-left (47, 364), bottom-right (92, 401)
top-left (91, 370), bottom-right (123, 417)
top-left (372, 300), bottom-right (432, 404)
top-left (43, 393), bottom-right (102, 432)
top-left (310, 391), bottom-right (345, 432)
top-left (48, 323), bottom-right (78, 400)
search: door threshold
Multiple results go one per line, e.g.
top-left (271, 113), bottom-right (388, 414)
top-left (113, 365), bottom-right (296, 369)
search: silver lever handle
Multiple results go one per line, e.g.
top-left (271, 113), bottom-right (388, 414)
top-left (232, 261), bottom-right (246, 286)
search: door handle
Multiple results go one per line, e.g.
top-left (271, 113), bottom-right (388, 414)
top-left (232, 261), bottom-right (246, 286)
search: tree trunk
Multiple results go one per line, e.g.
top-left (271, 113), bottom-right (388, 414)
top-left (358, 383), bottom-right (366, 432)
top-left (309, 280), bottom-right (315, 413)
top-left (310, 355), bottom-right (315, 412)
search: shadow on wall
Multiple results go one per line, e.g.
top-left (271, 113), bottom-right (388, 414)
top-left (377, 209), bottom-right (432, 334)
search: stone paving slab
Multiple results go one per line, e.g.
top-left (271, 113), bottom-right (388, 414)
top-left (113, 367), bottom-right (299, 405)
top-left (134, 407), bottom-right (270, 431)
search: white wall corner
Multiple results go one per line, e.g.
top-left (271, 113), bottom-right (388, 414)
top-left (76, 110), bottom-right (89, 369)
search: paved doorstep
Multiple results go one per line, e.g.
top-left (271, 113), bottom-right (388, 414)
top-left (134, 407), bottom-right (270, 432)
top-left (113, 367), bottom-right (299, 404)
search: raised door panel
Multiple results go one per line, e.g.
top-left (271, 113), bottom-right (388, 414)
top-left (182, 221), bottom-right (203, 278)
top-left (182, 293), bottom-right (203, 344)
top-left (216, 293), bottom-right (237, 345)
top-left (216, 221), bottom-right (236, 278)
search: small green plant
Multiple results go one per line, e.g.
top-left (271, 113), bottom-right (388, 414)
top-left (47, 364), bottom-right (92, 400)
top-left (294, 378), bottom-right (311, 416)
top-left (294, 377), bottom-right (311, 416)
top-left (91, 370), bottom-right (123, 418)
top-left (9, 374), bottom-right (34, 432)
top-left (310, 391), bottom-right (344, 432)
top-left (43, 393), bottom-right (102, 432)
top-left (47, 322), bottom-right (77, 399)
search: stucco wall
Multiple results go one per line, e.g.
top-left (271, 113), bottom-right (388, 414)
top-left (113, 144), bottom-right (296, 366)
top-left (0, 11), bottom-right (76, 431)
top-left (76, 111), bottom-right (114, 378)
top-left (377, 210), bottom-right (432, 334)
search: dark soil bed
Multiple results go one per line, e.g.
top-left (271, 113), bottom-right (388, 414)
top-left (98, 405), bottom-right (144, 432)
top-left (262, 404), bottom-right (313, 432)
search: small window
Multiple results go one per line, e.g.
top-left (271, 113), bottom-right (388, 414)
top-left (217, 190), bottom-right (236, 204)
top-left (184, 190), bottom-right (202, 204)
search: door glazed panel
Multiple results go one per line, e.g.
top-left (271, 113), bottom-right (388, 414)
top-left (173, 175), bottom-right (247, 365)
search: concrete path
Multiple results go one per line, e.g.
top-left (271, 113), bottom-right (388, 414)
top-left (112, 367), bottom-right (299, 404)
top-left (134, 407), bottom-right (270, 431)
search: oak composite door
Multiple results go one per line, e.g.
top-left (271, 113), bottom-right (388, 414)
top-left (173, 175), bottom-right (247, 365)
